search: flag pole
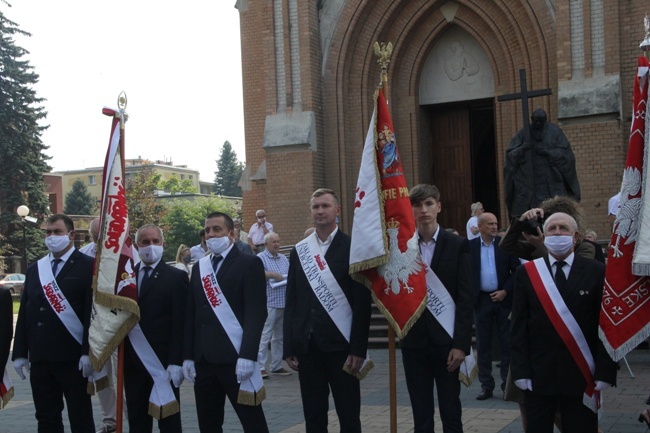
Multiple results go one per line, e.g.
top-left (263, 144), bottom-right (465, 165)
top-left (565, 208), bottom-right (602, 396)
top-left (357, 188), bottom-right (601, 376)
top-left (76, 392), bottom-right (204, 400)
top-left (115, 92), bottom-right (128, 433)
top-left (374, 41), bottom-right (397, 433)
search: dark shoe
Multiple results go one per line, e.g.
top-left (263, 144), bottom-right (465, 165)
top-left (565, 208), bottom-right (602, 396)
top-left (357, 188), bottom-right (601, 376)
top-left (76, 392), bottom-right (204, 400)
top-left (261, 369), bottom-right (270, 379)
top-left (639, 409), bottom-right (650, 427)
top-left (270, 367), bottom-right (292, 376)
top-left (476, 389), bottom-right (493, 400)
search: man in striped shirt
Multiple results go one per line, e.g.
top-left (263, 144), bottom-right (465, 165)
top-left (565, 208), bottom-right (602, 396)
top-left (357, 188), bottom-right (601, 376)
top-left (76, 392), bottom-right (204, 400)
top-left (257, 232), bottom-right (291, 377)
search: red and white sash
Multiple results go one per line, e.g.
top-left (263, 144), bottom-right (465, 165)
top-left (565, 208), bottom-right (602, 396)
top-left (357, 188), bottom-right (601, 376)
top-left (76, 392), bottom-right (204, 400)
top-left (424, 264), bottom-right (477, 386)
top-left (296, 234), bottom-right (374, 379)
top-left (524, 258), bottom-right (600, 413)
top-left (198, 255), bottom-right (265, 405)
top-left (1, 363), bottom-right (13, 409)
top-left (37, 256), bottom-right (109, 393)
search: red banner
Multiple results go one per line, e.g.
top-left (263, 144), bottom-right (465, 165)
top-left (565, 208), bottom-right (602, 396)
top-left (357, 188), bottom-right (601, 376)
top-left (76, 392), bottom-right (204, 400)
top-left (350, 89), bottom-right (426, 339)
top-left (599, 57), bottom-right (650, 361)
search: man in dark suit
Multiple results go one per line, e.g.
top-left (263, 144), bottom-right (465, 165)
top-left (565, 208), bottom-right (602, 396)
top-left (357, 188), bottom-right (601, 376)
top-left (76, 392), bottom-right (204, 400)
top-left (400, 184), bottom-right (474, 433)
top-left (12, 214), bottom-right (95, 432)
top-left (511, 212), bottom-right (617, 433)
top-left (124, 224), bottom-right (187, 432)
top-left (183, 211), bottom-right (269, 432)
top-left (283, 188), bottom-right (371, 433)
top-left (469, 212), bottom-right (519, 400)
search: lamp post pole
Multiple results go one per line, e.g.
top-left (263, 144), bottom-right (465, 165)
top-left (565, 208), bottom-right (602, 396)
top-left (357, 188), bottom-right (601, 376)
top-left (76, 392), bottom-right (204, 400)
top-left (16, 205), bottom-right (30, 273)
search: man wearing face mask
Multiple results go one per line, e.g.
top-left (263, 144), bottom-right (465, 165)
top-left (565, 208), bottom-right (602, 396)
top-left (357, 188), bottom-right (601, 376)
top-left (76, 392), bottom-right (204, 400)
top-left (183, 212), bottom-right (269, 432)
top-left (12, 214), bottom-right (96, 432)
top-left (504, 108), bottom-right (581, 219)
top-left (247, 210), bottom-right (273, 253)
top-left (125, 224), bottom-right (188, 432)
top-left (510, 212), bottom-right (617, 433)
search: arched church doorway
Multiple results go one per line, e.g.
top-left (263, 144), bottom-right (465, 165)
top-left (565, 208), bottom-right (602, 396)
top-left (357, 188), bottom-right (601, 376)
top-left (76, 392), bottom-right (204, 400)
top-left (423, 101), bottom-right (498, 235)
top-left (418, 26), bottom-right (498, 235)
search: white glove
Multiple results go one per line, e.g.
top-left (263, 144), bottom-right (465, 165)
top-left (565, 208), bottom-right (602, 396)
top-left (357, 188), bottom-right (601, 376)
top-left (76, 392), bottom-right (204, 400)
top-left (514, 378), bottom-right (533, 391)
top-left (182, 360), bottom-right (196, 383)
top-left (13, 358), bottom-right (30, 380)
top-left (594, 380), bottom-right (611, 391)
top-left (235, 358), bottom-right (255, 384)
top-left (167, 364), bottom-right (184, 388)
top-left (78, 355), bottom-right (94, 378)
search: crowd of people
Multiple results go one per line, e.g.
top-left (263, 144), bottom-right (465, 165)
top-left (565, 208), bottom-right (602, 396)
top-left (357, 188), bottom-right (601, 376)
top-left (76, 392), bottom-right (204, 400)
top-left (0, 182), bottom-right (622, 433)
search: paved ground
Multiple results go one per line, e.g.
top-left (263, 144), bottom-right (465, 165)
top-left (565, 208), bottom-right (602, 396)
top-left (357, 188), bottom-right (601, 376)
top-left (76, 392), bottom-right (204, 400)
top-left (2, 317), bottom-right (650, 432)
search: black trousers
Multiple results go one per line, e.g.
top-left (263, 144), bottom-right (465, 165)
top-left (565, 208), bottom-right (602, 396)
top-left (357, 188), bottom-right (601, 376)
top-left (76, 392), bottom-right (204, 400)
top-left (474, 292), bottom-right (511, 391)
top-left (124, 365), bottom-right (182, 433)
top-left (194, 359), bottom-right (268, 433)
top-left (297, 339), bottom-right (362, 433)
top-left (30, 360), bottom-right (95, 433)
top-left (524, 391), bottom-right (598, 433)
top-left (402, 344), bottom-right (463, 433)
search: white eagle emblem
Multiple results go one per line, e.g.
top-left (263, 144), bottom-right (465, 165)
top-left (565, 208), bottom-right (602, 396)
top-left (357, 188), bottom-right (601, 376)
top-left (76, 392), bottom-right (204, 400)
top-left (611, 167), bottom-right (643, 258)
top-left (377, 220), bottom-right (423, 295)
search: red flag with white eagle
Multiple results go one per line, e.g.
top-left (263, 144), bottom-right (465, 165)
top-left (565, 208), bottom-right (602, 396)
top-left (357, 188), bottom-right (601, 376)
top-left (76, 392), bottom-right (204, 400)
top-left (88, 106), bottom-right (140, 371)
top-left (599, 57), bottom-right (650, 361)
top-left (350, 88), bottom-right (427, 339)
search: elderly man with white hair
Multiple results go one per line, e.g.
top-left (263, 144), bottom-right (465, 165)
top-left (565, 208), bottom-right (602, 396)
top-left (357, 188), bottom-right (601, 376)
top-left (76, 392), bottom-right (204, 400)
top-left (247, 210), bottom-right (273, 253)
top-left (510, 212), bottom-right (617, 433)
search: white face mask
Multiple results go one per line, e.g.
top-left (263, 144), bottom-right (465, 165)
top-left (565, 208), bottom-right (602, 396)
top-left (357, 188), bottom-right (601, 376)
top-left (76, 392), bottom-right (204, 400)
top-left (138, 245), bottom-right (163, 264)
top-left (44, 235), bottom-right (71, 253)
top-left (207, 236), bottom-right (231, 255)
top-left (544, 235), bottom-right (574, 257)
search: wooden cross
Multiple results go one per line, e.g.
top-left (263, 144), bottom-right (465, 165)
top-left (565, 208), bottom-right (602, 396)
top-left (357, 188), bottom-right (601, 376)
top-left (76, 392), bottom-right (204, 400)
top-left (497, 69), bottom-right (552, 143)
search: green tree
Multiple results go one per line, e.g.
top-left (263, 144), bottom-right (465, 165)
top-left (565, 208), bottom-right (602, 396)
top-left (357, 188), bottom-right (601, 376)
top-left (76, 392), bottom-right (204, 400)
top-left (126, 165), bottom-right (167, 232)
top-left (158, 175), bottom-right (197, 195)
top-left (0, 11), bottom-right (50, 264)
top-left (214, 141), bottom-right (244, 196)
top-left (161, 196), bottom-right (237, 262)
top-left (64, 178), bottom-right (96, 215)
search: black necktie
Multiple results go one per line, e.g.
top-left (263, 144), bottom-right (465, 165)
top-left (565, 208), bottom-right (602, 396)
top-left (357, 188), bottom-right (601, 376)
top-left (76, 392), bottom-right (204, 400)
top-left (139, 266), bottom-right (152, 296)
top-left (212, 255), bottom-right (223, 273)
top-left (555, 261), bottom-right (567, 291)
top-left (51, 259), bottom-right (62, 276)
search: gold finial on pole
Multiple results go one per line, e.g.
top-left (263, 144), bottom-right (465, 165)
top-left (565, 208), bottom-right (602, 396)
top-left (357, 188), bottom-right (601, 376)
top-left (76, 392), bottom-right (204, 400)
top-left (640, 14), bottom-right (650, 58)
top-left (374, 42), bottom-right (393, 90)
top-left (116, 91), bottom-right (129, 127)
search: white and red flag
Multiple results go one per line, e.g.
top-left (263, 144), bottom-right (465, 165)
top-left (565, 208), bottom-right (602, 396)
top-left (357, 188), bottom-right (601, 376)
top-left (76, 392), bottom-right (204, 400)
top-left (350, 89), bottom-right (427, 339)
top-left (600, 57), bottom-right (650, 361)
top-left (1, 367), bottom-right (13, 409)
top-left (88, 107), bottom-right (140, 371)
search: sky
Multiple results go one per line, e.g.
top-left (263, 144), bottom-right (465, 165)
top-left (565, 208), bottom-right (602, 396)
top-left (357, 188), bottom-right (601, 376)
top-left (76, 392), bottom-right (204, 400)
top-left (3, 0), bottom-right (246, 183)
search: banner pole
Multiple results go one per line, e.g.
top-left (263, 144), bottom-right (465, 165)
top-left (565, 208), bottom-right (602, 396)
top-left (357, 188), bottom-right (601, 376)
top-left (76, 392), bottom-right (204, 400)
top-left (115, 92), bottom-right (128, 433)
top-left (374, 41), bottom-right (397, 433)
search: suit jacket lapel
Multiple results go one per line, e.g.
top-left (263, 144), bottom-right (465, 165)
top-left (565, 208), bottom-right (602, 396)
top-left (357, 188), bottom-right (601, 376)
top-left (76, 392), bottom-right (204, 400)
top-left (217, 245), bottom-right (239, 280)
top-left (138, 262), bottom-right (163, 300)
top-left (324, 231), bottom-right (342, 262)
top-left (56, 250), bottom-right (77, 281)
top-left (430, 229), bottom-right (445, 270)
top-left (565, 256), bottom-right (586, 294)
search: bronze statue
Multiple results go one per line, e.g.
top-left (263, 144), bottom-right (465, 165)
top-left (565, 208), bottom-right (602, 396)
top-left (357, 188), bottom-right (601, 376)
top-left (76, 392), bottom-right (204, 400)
top-left (504, 109), bottom-right (581, 218)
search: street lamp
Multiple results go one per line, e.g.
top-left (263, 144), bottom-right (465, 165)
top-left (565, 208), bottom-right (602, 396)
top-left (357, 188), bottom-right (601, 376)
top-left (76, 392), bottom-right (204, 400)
top-left (16, 205), bottom-right (30, 272)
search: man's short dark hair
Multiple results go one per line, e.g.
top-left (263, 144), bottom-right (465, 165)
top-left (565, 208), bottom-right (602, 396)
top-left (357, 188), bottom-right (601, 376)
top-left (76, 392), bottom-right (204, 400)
top-left (206, 212), bottom-right (234, 231)
top-left (198, 228), bottom-right (205, 239)
top-left (311, 188), bottom-right (339, 205)
top-left (46, 214), bottom-right (74, 232)
top-left (409, 184), bottom-right (440, 206)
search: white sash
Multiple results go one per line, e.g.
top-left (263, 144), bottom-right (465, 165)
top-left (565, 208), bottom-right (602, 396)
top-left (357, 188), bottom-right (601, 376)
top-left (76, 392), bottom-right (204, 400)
top-left (198, 256), bottom-right (265, 405)
top-left (1, 365), bottom-right (13, 409)
top-left (296, 234), bottom-right (374, 379)
top-left (127, 324), bottom-right (179, 418)
top-left (424, 264), bottom-right (477, 387)
top-left (37, 257), bottom-right (109, 393)
top-left (525, 259), bottom-right (600, 413)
